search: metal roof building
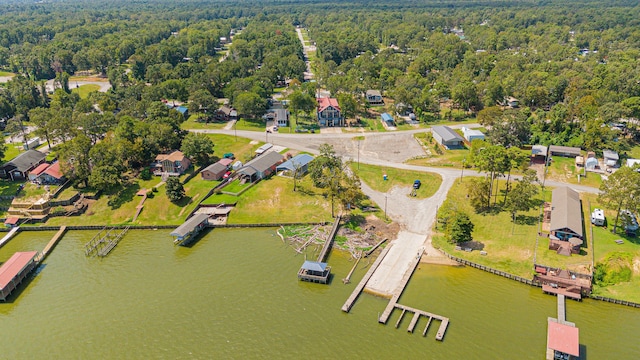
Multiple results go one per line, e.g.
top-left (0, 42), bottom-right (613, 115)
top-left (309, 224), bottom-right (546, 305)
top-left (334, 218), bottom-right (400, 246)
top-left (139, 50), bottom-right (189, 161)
top-left (238, 151), bottom-right (284, 182)
top-left (170, 213), bottom-right (210, 245)
top-left (0, 251), bottom-right (39, 301)
top-left (550, 187), bottom-right (583, 240)
top-left (276, 154), bottom-right (314, 174)
top-left (431, 126), bottom-right (464, 148)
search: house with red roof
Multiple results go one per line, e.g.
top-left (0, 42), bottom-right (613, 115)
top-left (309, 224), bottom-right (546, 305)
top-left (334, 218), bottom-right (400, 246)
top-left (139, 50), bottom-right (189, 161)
top-left (28, 163), bottom-right (50, 182)
top-left (38, 162), bottom-right (65, 184)
top-left (317, 97), bottom-right (343, 127)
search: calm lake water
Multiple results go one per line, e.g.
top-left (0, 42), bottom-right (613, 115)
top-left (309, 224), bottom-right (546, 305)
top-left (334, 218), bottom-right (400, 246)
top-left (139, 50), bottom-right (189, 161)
top-left (1, 228), bottom-right (639, 359)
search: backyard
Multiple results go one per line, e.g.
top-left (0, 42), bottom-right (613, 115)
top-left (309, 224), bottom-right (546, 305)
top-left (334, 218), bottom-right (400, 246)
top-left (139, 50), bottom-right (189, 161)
top-left (544, 156), bottom-right (603, 188)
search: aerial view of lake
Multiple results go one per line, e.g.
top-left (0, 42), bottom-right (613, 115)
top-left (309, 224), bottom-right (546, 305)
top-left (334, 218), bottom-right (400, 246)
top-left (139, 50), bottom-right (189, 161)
top-left (1, 228), bottom-right (638, 359)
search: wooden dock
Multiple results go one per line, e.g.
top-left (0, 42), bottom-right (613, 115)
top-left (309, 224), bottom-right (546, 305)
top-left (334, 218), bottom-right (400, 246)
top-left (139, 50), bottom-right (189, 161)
top-left (363, 238), bottom-right (387, 258)
top-left (0, 227), bottom-right (20, 249)
top-left (341, 243), bottom-right (393, 313)
top-left (380, 301), bottom-right (450, 341)
top-left (342, 253), bottom-right (362, 284)
top-left (317, 215), bottom-right (340, 262)
top-left (36, 226), bottom-right (67, 262)
top-left (557, 294), bottom-right (566, 322)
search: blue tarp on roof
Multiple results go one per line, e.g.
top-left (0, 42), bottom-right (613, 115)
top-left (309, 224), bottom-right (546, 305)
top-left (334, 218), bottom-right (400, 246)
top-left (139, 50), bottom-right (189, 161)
top-left (276, 154), bottom-right (314, 172)
top-left (301, 260), bottom-right (327, 272)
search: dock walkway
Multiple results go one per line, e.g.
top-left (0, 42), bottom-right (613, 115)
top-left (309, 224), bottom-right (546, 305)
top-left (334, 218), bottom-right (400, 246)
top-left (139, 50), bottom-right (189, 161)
top-left (0, 227), bottom-right (20, 249)
top-left (317, 215), bottom-right (340, 262)
top-left (341, 243), bottom-right (392, 312)
top-left (557, 294), bottom-right (565, 322)
top-left (36, 226), bottom-right (67, 262)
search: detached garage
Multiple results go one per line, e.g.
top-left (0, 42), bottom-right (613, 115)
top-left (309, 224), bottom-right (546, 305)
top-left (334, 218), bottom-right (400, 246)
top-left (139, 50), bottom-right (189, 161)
top-left (432, 126), bottom-right (464, 149)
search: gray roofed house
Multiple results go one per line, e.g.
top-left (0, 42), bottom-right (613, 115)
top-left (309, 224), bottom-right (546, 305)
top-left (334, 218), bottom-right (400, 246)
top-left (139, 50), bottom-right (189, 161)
top-left (276, 154), bottom-right (314, 175)
top-left (550, 187), bottom-right (583, 241)
top-left (431, 126), bottom-right (464, 148)
top-left (170, 213), bottom-right (210, 245)
top-left (365, 90), bottom-right (383, 105)
top-left (238, 151), bottom-right (284, 182)
top-left (0, 150), bottom-right (47, 181)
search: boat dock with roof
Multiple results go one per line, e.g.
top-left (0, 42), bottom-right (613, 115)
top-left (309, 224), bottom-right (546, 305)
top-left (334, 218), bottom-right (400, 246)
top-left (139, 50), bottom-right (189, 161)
top-left (0, 251), bottom-right (39, 301)
top-left (170, 213), bottom-right (210, 245)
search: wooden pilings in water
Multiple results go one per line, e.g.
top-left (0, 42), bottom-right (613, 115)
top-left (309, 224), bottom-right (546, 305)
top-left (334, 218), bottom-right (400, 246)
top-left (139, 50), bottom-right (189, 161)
top-left (0, 227), bottom-right (20, 249)
top-left (342, 253), bottom-right (362, 284)
top-left (85, 226), bottom-right (130, 257)
top-left (379, 301), bottom-right (450, 341)
top-left (364, 238), bottom-right (387, 258)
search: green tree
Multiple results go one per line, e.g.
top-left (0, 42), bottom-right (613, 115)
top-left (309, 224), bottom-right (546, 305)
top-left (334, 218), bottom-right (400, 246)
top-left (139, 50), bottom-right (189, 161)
top-left (445, 211), bottom-right (474, 244)
top-left (467, 177), bottom-right (491, 213)
top-left (165, 176), bottom-right (186, 203)
top-left (337, 93), bottom-right (359, 120)
top-left (504, 170), bottom-right (539, 223)
top-left (599, 167), bottom-right (640, 234)
top-left (309, 144), bottom-right (342, 188)
top-left (234, 91), bottom-right (267, 119)
top-left (474, 145), bottom-right (508, 208)
top-left (58, 134), bottom-right (92, 187)
top-left (181, 132), bottom-right (215, 167)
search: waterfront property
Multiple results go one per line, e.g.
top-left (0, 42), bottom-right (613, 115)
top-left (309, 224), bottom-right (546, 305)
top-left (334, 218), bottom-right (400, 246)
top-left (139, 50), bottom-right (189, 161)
top-left (365, 90), bottom-right (384, 105)
top-left (534, 265), bottom-right (592, 299)
top-left (237, 151), bottom-right (284, 182)
top-left (431, 126), bottom-right (464, 149)
top-left (153, 150), bottom-right (191, 176)
top-left (0, 251), bottom-right (39, 301)
top-left (298, 260), bottom-right (331, 284)
top-left (548, 187), bottom-right (583, 256)
top-left (170, 213), bottom-right (210, 245)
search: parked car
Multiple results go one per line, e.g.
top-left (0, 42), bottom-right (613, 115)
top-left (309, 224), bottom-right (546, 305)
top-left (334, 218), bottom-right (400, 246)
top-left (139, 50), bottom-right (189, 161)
top-left (620, 210), bottom-right (638, 235)
top-left (223, 171), bottom-right (232, 179)
top-left (413, 180), bottom-right (421, 189)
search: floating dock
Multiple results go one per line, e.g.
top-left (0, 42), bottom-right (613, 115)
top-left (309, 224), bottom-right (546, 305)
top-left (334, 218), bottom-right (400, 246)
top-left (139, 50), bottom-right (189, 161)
top-left (341, 243), bottom-right (393, 312)
top-left (0, 227), bottom-right (20, 249)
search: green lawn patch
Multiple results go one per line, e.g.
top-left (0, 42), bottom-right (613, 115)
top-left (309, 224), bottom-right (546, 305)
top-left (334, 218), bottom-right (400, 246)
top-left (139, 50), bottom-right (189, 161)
top-left (222, 179), bottom-right (252, 194)
top-left (2, 142), bottom-right (23, 162)
top-left (200, 193), bottom-right (238, 205)
top-left (0, 70), bottom-right (15, 77)
top-left (235, 117), bottom-right (267, 131)
top-left (71, 84), bottom-right (100, 99)
top-left (351, 163), bottom-right (442, 199)
top-left (181, 115), bottom-right (227, 130)
top-left (201, 134), bottom-right (258, 163)
top-left (545, 156), bottom-right (602, 188)
top-left (407, 133), bottom-right (470, 168)
top-left (228, 175), bottom-right (332, 224)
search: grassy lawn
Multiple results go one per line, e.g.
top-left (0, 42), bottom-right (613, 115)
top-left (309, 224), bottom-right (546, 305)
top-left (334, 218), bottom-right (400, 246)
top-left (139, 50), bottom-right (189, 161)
top-left (235, 117), bottom-right (267, 131)
top-left (432, 180), bottom-right (555, 278)
top-left (628, 145), bottom-right (640, 159)
top-left (181, 114), bottom-right (227, 130)
top-left (0, 70), bottom-right (15, 77)
top-left (351, 163), bottom-right (442, 199)
top-left (202, 134), bottom-right (259, 162)
top-left (0, 180), bottom-right (22, 198)
top-left (200, 192), bottom-right (238, 205)
top-left (14, 183), bottom-right (61, 202)
top-left (228, 175), bottom-right (332, 224)
top-left (221, 179), bottom-right (252, 194)
top-left (544, 156), bottom-right (603, 188)
top-left (71, 84), bottom-right (100, 99)
top-left (2, 142), bottom-right (23, 162)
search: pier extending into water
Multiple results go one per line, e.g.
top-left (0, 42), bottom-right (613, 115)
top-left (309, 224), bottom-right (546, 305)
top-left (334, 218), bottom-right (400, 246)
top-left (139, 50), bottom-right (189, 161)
top-left (0, 227), bottom-right (20, 249)
top-left (35, 226), bottom-right (67, 262)
top-left (382, 301), bottom-right (450, 341)
top-left (341, 243), bottom-right (393, 312)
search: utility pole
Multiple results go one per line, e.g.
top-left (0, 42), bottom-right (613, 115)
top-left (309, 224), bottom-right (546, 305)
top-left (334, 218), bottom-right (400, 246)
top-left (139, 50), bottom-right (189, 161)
top-left (384, 195), bottom-right (388, 220)
top-left (460, 158), bottom-right (466, 183)
top-left (234, 120), bottom-right (237, 142)
top-left (357, 140), bottom-right (360, 170)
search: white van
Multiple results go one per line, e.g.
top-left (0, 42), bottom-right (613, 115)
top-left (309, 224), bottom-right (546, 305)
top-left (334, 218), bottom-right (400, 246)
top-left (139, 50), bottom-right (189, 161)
top-left (591, 208), bottom-right (605, 226)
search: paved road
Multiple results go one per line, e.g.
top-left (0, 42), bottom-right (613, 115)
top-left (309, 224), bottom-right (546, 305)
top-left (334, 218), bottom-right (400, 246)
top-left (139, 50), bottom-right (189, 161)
top-left (191, 127), bottom-right (600, 296)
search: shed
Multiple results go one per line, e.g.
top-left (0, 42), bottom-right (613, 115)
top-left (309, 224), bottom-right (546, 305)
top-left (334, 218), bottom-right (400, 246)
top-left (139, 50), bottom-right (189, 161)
top-left (28, 162), bottom-right (50, 181)
top-left (547, 320), bottom-right (580, 359)
top-left (201, 162), bottom-right (228, 181)
top-left (462, 127), bottom-right (485, 142)
top-left (585, 157), bottom-right (598, 170)
top-left (255, 143), bottom-right (273, 156)
top-left (431, 126), bottom-right (464, 148)
top-left (531, 145), bottom-right (548, 159)
top-left (575, 156), bottom-right (584, 167)
top-left (549, 145), bottom-right (581, 158)
top-left (232, 161), bottom-right (243, 170)
top-left (603, 149), bottom-right (619, 168)
top-left (4, 216), bottom-right (19, 228)
top-left (550, 187), bottom-right (583, 241)
top-left (381, 113), bottom-right (394, 127)
top-left (276, 154), bottom-right (314, 175)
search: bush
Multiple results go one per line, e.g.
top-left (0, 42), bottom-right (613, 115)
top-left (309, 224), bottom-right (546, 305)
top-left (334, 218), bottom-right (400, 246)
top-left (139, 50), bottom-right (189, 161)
top-left (593, 252), bottom-right (633, 286)
top-left (140, 168), bottom-right (151, 180)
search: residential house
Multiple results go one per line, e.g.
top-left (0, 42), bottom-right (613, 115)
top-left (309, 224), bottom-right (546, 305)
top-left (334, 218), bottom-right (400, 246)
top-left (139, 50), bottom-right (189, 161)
top-left (276, 154), bottom-right (314, 176)
top-left (201, 162), bottom-right (228, 181)
top-left (154, 151), bottom-right (191, 176)
top-left (365, 90), bottom-right (384, 106)
top-left (264, 108), bottom-right (289, 127)
top-left (0, 150), bottom-right (47, 181)
top-left (462, 127), bottom-right (485, 142)
top-left (603, 149), bottom-right (619, 168)
top-left (38, 162), bottom-right (65, 184)
top-left (165, 103), bottom-right (189, 118)
top-left (317, 97), bottom-right (343, 127)
top-left (214, 105), bottom-right (237, 122)
top-left (431, 126), bottom-right (464, 149)
top-left (549, 187), bottom-right (583, 256)
top-left (506, 96), bottom-right (519, 108)
top-left (237, 151), bottom-right (284, 182)
top-left (549, 145), bottom-right (581, 158)
top-left (28, 163), bottom-right (50, 182)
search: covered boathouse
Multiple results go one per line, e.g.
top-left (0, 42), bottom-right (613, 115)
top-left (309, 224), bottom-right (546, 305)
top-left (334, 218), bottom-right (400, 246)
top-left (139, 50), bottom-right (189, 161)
top-left (298, 260), bottom-right (331, 284)
top-left (170, 213), bottom-right (210, 245)
top-left (0, 251), bottom-right (39, 301)
top-left (546, 319), bottom-right (580, 360)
